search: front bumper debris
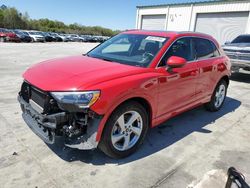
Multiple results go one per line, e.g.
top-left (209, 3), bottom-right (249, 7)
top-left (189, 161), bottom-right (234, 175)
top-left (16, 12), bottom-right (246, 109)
top-left (18, 95), bottom-right (101, 150)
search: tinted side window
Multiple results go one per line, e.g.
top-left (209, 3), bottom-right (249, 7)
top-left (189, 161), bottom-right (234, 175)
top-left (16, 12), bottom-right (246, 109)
top-left (159, 38), bottom-right (194, 66)
top-left (193, 38), bottom-right (220, 60)
top-left (211, 41), bottom-right (220, 57)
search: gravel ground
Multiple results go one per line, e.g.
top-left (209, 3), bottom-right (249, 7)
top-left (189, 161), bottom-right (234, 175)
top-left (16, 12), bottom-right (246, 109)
top-left (0, 42), bottom-right (250, 188)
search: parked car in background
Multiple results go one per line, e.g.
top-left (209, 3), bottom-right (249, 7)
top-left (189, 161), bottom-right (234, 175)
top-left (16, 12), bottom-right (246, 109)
top-left (13, 30), bottom-right (32, 42)
top-left (18, 30), bottom-right (231, 158)
top-left (49, 32), bottom-right (63, 42)
top-left (67, 34), bottom-right (84, 42)
top-left (0, 28), bottom-right (8, 42)
top-left (78, 35), bottom-right (87, 42)
top-left (58, 34), bottom-right (70, 42)
top-left (68, 34), bottom-right (78, 42)
top-left (0, 28), bottom-right (21, 42)
top-left (40, 32), bottom-right (54, 42)
top-left (81, 35), bottom-right (93, 42)
top-left (102, 36), bottom-right (110, 42)
top-left (26, 31), bottom-right (45, 42)
top-left (223, 34), bottom-right (250, 72)
top-left (87, 35), bottom-right (107, 43)
top-left (0, 27), bottom-right (111, 43)
top-left (64, 34), bottom-right (73, 42)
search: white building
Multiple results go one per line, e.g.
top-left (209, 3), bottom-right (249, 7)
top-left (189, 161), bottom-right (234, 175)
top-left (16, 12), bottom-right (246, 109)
top-left (136, 0), bottom-right (250, 44)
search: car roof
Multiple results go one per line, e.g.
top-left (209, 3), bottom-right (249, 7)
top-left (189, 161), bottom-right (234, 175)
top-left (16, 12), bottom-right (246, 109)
top-left (123, 30), bottom-right (178, 38)
top-left (122, 30), bottom-right (219, 46)
top-left (124, 29), bottom-right (211, 37)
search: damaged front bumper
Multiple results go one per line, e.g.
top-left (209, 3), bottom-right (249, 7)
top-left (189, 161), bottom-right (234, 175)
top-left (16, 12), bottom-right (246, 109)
top-left (18, 95), bottom-right (102, 150)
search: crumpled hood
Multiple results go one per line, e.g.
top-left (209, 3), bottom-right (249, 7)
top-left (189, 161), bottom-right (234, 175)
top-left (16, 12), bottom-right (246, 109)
top-left (23, 56), bottom-right (146, 91)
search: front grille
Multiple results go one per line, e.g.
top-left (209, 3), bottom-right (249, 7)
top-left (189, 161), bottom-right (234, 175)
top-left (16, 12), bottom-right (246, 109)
top-left (224, 49), bottom-right (250, 53)
top-left (224, 48), bottom-right (250, 61)
top-left (30, 87), bottom-right (47, 109)
top-left (20, 82), bottom-right (49, 112)
top-left (20, 82), bottom-right (62, 114)
top-left (225, 52), bottom-right (250, 61)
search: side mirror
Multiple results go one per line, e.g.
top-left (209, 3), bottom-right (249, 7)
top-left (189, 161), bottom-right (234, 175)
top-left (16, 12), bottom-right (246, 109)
top-left (167, 56), bottom-right (187, 69)
top-left (225, 41), bottom-right (231, 45)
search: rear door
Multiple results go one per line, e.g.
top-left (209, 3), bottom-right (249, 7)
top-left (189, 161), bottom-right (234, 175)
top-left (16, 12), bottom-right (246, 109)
top-left (193, 37), bottom-right (221, 101)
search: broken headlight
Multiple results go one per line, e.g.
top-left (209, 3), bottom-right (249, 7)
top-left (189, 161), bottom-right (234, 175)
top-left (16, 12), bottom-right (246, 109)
top-left (50, 91), bottom-right (100, 109)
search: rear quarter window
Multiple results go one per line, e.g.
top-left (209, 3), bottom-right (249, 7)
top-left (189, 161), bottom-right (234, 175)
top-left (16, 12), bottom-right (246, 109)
top-left (193, 38), bottom-right (220, 60)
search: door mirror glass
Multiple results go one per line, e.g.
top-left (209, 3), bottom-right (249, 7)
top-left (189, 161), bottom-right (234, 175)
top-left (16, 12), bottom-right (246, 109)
top-left (167, 56), bottom-right (187, 68)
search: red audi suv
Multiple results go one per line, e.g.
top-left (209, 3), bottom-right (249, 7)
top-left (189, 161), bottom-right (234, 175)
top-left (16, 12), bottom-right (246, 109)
top-left (18, 30), bottom-right (231, 158)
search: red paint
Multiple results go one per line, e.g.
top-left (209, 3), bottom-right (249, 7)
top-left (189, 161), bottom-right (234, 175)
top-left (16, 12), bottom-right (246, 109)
top-left (22, 30), bottom-right (231, 142)
top-left (0, 29), bottom-right (20, 42)
top-left (167, 56), bottom-right (187, 68)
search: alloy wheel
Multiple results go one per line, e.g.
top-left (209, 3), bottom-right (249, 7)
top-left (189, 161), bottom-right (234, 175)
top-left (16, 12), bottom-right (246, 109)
top-left (214, 84), bottom-right (226, 108)
top-left (111, 111), bottom-right (143, 151)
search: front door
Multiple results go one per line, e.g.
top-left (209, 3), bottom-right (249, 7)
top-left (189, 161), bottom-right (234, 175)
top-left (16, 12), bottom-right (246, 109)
top-left (156, 37), bottom-right (198, 118)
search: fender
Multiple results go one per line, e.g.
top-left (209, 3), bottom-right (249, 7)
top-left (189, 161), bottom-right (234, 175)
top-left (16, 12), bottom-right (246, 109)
top-left (93, 91), bottom-right (156, 142)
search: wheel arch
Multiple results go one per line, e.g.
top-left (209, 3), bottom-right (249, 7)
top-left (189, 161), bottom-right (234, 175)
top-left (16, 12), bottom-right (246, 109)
top-left (118, 97), bottom-right (152, 126)
top-left (96, 96), bottom-right (153, 142)
top-left (210, 75), bottom-right (229, 97)
top-left (220, 75), bottom-right (229, 86)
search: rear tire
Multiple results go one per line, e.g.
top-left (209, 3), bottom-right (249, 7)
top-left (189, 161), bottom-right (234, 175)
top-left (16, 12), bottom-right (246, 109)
top-left (98, 101), bottom-right (149, 159)
top-left (205, 79), bottom-right (228, 112)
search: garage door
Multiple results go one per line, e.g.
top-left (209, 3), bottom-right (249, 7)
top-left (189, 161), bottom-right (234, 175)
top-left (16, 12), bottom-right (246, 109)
top-left (195, 12), bottom-right (249, 44)
top-left (141, 15), bottom-right (166, 30)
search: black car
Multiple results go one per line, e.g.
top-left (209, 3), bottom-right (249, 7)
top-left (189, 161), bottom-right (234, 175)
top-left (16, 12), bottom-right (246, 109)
top-left (49, 32), bottom-right (63, 42)
top-left (223, 34), bottom-right (250, 72)
top-left (40, 32), bottom-right (55, 42)
top-left (13, 30), bottom-right (32, 42)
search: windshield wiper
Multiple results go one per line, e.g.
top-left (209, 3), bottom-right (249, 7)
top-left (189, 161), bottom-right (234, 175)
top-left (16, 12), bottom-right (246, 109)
top-left (85, 54), bottom-right (113, 62)
top-left (99, 58), bottom-right (114, 62)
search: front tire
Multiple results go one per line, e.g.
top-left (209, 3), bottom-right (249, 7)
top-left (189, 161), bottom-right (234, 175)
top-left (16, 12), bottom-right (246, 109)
top-left (99, 101), bottom-right (149, 159)
top-left (205, 80), bottom-right (228, 112)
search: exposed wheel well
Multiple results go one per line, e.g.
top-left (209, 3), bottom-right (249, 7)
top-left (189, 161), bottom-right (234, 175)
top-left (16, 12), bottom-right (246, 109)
top-left (220, 75), bottom-right (229, 86)
top-left (118, 97), bottom-right (152, 127)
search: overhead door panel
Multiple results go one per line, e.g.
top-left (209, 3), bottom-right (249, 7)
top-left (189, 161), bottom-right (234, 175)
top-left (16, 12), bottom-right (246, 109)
top-left (141, 15), bottom-right (166, 30)
top-left (195, 12), bottom-right (249, 44)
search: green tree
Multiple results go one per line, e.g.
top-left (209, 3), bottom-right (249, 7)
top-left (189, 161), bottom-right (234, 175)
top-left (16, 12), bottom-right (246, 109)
top-left (2, 7), bottom-right (27, 29)
top-left (0, 5), bottom-right (119, 36)
top-left (0, 9), bottom-right (4, 27)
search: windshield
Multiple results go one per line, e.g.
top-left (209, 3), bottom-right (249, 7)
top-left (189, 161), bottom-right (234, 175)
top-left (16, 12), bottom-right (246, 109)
top-left (231, 35), bottom-right (250, 43)
top-left (87, 34), bottom-right (168, 67)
